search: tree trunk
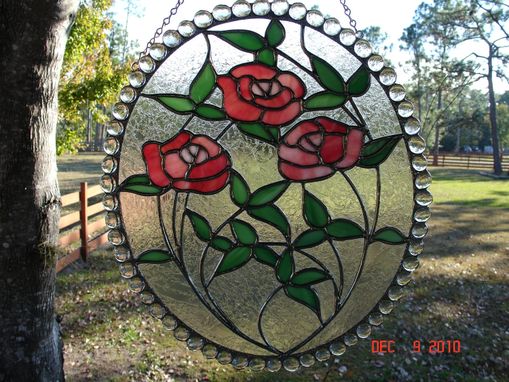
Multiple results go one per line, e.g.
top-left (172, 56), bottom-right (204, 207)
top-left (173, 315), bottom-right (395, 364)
top-left (455, 101), bottom-right (463, 154)
top-left (416, 57), bottom-right (423, 122)
top-left (487, 46), bottom-right (502, 175)
top-left (0, 0), bottom-right (79, 380)
top-left (86, 103), bottom-right (92, 149)
top-left (433, 89), bottom-right (443, 166)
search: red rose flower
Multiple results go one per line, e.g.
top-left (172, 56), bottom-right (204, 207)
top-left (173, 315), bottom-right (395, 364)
top-left (217, 63), bottom-right (305, 126)
top-left (142, 131), bottom-right (231, 194)
top-left (278, 118), bottom-right (364, 181)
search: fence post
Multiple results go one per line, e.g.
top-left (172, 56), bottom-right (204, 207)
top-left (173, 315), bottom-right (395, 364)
top-left (467, 156), bottom-right (470, 169)
top-left (441, 155), bottom-right (445, 167)
top-left (80, 182), bottom-right (88, 261)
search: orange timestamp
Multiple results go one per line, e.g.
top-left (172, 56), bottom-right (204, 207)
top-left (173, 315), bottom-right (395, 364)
top-left (371, 339), bottom-right (461, 354)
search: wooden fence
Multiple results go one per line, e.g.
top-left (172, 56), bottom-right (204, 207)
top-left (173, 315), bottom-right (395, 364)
top-left (430, 153), bottom-right (509, 171)
top-left (56, 182), bottom-right (108, 272)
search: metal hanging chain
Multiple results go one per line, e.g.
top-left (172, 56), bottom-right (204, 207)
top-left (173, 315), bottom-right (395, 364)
top-left (132, 0), bottom-right (359, 69)
top-left (132, 0), bottom-right (185, 69)
top-left (339, 0), bottom-right (359, 34)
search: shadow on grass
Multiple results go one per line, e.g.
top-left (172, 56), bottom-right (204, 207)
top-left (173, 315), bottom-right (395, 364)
top-left (490, 190), bottom-right (509, 197)
top-left (436, 198), bottom-right (504, 208)
top-left (56, 224), bottom-right (509, 381)
top-left (425, 204), bottom-right (509, 260)
top-left (430, 168), bottom-right (509, 183)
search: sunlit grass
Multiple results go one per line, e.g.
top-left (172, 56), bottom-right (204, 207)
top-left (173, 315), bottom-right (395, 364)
top-left (429, 167), bottom-right (509, 209)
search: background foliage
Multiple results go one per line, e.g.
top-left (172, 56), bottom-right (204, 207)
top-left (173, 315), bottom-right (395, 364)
top-left (58, 0), bottom-right (134, 154)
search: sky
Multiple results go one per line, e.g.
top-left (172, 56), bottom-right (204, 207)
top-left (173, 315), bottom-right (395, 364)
top-left (111, 0), bottom-right (508, 93)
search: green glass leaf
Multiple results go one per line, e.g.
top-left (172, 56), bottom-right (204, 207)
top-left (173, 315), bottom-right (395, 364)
top-left (237, 123), bottom-right (277, 144)
top-left (276, 249), bottom-right (294, 283)
top-left (303, 190), bottom-right (329, 228)
top-left (248, 205), bottom-right (289, 236)
top-left (361, 135), bottom-right (400, 157)
top-left (257, 48), bottom-right (277, 66)
top-left (123, 174), bottom-right (150, 185)
top-left (210, 236), bottom-right (234, 252)
top-left (326, 219), bottom-right (364, 241)
top-left (136, 249), bottom-right (173, 264)
top-left (157, 95), bottom-right (195, 112)
top-left (291, 268), bottom-right (329, 286)
top-left (310, 55), bottom-right (346, 93)
top-left (217, 246), bottom-right (251, 275)
top-left (121, 175), bottom-right (164, 195)
top-left (373, 227), bottom-right (407, 245)
top-left (190, 61), bottom-right (216, 103)
top-left (285, 286), bottom-right (320, 315)
top-left (304, 92), bottom-right (347, 110)
top-left (195, 105), bottom-right (226, 120)
top-left (268, 127), bottom-right (279, 141)
top-left (359, 135), bottom-right (402, 168)
top-left (293, 229), bottom-right (327, 249)
top-left (213, 31), bottom-right (265, 52)
top-left (253, 245), bottom-right (278, 267)
top-left (122, 184), bottom-right (164, 195)
top-left (248, 181), bottom-right (290, 207)
top-left (230, 173), bottom-right (251, 207)
top-left (187, 210), bottom-right (212, 241)
top-left (348, 66), bottom-right (371, 96)
top-left (230, 220), bottom-right (257, 245)
top-left (266, 20), bottom-right (285, 47)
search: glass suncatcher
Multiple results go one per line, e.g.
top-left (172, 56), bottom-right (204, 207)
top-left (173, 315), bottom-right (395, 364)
top-left (101, 0), bottom-right (432, 372)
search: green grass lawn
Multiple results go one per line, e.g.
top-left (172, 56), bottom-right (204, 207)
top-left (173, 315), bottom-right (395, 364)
top-left (55, 156), bottom-right (509, 382)
top-left (57, 152), bottom-right (104, 194)
top-left (430, 168), bottom-right (509, 209)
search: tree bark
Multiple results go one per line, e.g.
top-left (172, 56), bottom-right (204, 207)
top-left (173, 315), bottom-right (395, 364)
top-left (0, 0), bottom-right (79, 380)
top-left (487, 46), bottom-right (502, 175)
top-left (455, 101), bottom-right (463, 153)
top-left (433, 89), bottom-right (443, 166)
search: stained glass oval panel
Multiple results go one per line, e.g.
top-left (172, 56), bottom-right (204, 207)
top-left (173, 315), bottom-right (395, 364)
top-left (103, 2), bottom-right (430, 371)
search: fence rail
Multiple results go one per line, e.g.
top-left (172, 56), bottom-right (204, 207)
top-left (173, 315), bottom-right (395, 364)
top-left (56, 182), bottom-right (108, 273)
top-left (431, 153), bottom-right (509, 171)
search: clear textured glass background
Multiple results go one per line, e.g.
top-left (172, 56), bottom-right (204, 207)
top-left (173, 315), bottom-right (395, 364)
top-left (118, 19), bottom-right (413, 356)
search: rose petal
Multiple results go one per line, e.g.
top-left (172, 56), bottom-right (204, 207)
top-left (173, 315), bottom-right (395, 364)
top-left (277, 73), bottom-right (306, 98)
top-left (259, 82), bottom-right (271, 93)
top-left (336, 129), bottom-right (364, 169)
top-left (164, 152), bottom-right (189, 178)
top-left (279, 162), bottom-right (333, 181)
top-left (299, 138), bottom-right (318, 152)
top-left (251, 82), bottom-right (264, 97)
top-left (279, 145), bottom-right (319, 166)
top-left (217, 76), bottom-right (262, 122)
top-left (195, 149), bottom-right (209, 164)
top-left (262, 101), bottom-right (302, 126)
top-left (285, 121), bottom-right (319, 145)
top-left (254, 89), bottom-right (292, 108)
top-left (231, 64), bottom-right (276, 80)
top-left (307, 132), bottom-right (323, 146)
top-left (142, 143), bottom-right (171, 187)
top-left (180, 147), bottom-right (194, 164)
top-left (190, 135), bottom-right (222, 157)
top-left (160, 131), bottom-right (192, 154)
top-left (188, 145), bottom-right (199, 156)
top-left (173, 171), bottom-right (230, 194)
top-left (317, 117), bottom-right (348, 134)
top-left (239, 77), bottom-right (253, 101)
top-left (188, 154), bottom-right (229, 179)
top-left (320, 135), bottom-right (345, 164)
top-left (270, 82), bottom-right (282, 95)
